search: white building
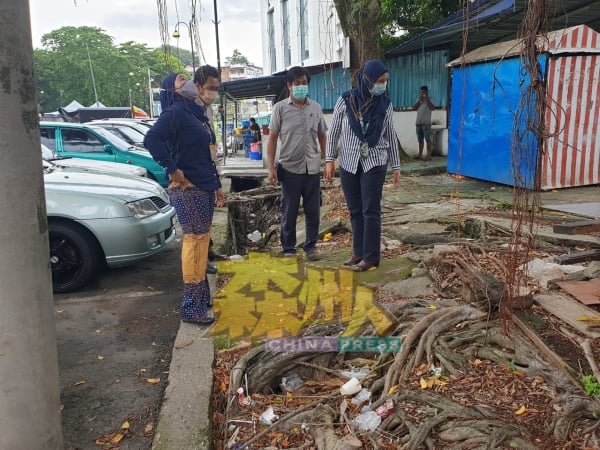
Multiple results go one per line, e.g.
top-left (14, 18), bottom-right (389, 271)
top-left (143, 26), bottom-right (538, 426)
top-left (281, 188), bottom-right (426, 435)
top-left (221, 64), bottom-right (263, 82)
top-left (259, 0), bottom-right (349, 74)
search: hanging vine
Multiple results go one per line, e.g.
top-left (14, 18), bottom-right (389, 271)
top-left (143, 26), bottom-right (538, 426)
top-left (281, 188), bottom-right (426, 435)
top-left (502, 0), bottom-right (549, 331)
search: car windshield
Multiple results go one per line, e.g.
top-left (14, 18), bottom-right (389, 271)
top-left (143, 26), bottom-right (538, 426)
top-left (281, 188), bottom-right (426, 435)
top-left (112, 126), bottom-right (145, 143)
top-left (90, 126), bottom-right (140, 150)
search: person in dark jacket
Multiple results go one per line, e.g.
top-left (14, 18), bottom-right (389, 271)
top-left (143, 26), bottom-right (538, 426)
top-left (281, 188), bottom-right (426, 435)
top-left (144, 72), bottom-right (224, 326)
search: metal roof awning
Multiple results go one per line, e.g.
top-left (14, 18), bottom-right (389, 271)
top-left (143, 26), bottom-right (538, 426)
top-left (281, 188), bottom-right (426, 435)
top-left (219, 74), bottom-right (287, 102)
top-left (446, 25), bottom-right (600, 67)
top-left (385, 0), bottom-right (600, 59)
top-left (219, 62), bottom-right (344, 103)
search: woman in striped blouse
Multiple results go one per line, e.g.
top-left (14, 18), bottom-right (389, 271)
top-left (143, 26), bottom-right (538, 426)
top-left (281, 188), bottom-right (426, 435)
top-left (324, 60), bottom-right (401, 272)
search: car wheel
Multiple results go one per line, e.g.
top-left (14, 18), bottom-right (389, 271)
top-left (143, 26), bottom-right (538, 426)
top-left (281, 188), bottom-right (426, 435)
top-left (49, 222), bottom-right (100, 293)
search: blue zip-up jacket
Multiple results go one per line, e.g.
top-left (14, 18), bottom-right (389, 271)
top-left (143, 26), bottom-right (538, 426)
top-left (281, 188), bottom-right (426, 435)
top-left (144, 103), bottom-right (221, 191)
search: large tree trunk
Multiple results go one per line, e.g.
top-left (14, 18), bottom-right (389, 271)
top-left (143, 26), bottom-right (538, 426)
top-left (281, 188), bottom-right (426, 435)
top-left (0, 1), bottom-right (64, 448)
top-left (333, 0), bottom-right (382, 68)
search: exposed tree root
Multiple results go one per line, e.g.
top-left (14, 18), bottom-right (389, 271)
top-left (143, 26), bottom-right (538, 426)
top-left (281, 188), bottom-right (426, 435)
top-left (383, 305), bottom-right (485, 397)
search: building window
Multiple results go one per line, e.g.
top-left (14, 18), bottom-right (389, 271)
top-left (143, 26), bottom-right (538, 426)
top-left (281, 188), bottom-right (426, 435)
top-left (267, 7), bottom-right (276, 72)
top-left (281, 0), bottom-right (291, 67)
top-left (300, 0), bottom-right (309, 60)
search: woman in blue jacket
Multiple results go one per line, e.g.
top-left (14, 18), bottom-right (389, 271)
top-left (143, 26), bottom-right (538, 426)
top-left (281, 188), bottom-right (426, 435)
top-left (144, 72), bottom-right (224, 325)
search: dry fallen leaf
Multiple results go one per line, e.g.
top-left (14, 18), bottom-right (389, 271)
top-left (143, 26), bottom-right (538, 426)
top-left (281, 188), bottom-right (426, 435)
top-left (56, 309), bottom-right (64, 314)
top-left (515, 405), bottom-right (527, 415)
top-left (144, 423), bottom-right (154, 436)
top-left (111, 433), bottom-right (124, 444)
top-left (73, 380), bottom-right (86, 386)
top-left (420, 378), bottom-right (428, 389)
top-left (323, 232), bottom-right (332, 241)
top-left (387, 385), bottom-right (399, 395)
top-left (578, 316), bottom-right (600, 322)
top-left (121, 420), bottom-right (130, 430)
top-left (97, 355), bottom-right (105, 360)
top-left (175, 340), bottom-right (193, 349)
top-left (147, 378), bottom-right (161, 384)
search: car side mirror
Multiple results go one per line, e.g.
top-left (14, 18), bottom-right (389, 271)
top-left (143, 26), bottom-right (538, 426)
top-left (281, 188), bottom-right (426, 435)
top-left (104, 144), bottom-right (113, 154)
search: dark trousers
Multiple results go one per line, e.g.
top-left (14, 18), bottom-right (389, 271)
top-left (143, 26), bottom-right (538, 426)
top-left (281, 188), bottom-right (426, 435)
top-left (339, 163), bottom-right (387, 264)
top-left (279, 168), bottom-right (321, 253)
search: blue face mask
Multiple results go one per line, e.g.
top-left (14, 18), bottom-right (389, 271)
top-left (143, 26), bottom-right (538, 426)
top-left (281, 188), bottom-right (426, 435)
top-left (292, 85), bottom-right (309, 100)
top-left (370, 82), bottom-right (387, 96)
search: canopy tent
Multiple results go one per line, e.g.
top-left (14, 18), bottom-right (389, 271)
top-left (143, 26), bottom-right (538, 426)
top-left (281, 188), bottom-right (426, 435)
top-left (62, 100), bottom-right (84, 113)
top-left (88, 101), bottom-right (106, 108)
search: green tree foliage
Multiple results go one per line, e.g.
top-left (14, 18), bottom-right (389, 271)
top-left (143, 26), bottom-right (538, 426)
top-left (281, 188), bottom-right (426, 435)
top-left (332, 0), bottom-right (462, 65)
top-left (224, 49), bottom-right (250, 66)
top-left (34, 26), bottom-right (185, 112)
top-left (380, 0), bottom-right (463, 51)
top-left (165, 45), bottom-right (194, 68)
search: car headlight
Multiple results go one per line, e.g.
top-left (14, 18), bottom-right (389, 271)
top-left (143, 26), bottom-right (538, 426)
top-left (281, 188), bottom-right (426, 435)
top-left (125, 198), bottom-right (159, 219)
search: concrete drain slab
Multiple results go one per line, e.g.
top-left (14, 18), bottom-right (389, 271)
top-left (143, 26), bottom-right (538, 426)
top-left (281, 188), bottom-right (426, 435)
top-left (543, 202), bottom-right (600, 219)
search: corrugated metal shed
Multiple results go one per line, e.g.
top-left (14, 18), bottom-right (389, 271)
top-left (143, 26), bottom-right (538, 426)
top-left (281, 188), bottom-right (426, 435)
top-left (447, 25), bottom-right (600, 190)
top-left (308, 66), bottom-right (351, 111)
top-left (387, 50), bottom-right (449, 108)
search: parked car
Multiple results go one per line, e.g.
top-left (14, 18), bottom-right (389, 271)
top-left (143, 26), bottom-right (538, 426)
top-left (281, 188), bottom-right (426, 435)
top-left (89, 118), bottom-right (156, 135)
top-left (88, 122), bottom-right (147, 147)
top-left (41, 144), bottom-right (148, 178)
top-left (44, 160), bottom-right (176, 293)
top-left (40, 121), bottom-right (168, 186)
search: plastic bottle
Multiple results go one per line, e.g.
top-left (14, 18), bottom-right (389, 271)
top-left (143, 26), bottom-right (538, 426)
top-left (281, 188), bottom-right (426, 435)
top-left (247, 230), bottom-right (261, 243)
top-left (281, 373), bottom-right (304, 392)
top-left (259, 406), bottom-right (278, 425)
top-left (353, 410), bottom-right (381, 431)
top-left (351, 388), bottom-right (371, 405)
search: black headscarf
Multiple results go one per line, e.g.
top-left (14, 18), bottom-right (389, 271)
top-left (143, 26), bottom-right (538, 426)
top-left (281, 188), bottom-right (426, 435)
top-left (342, 60), bottom-right (390, 147)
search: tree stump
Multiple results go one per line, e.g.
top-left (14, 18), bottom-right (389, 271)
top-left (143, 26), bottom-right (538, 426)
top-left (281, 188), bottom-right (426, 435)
top-left (225, 186), bottom-right (281, 255)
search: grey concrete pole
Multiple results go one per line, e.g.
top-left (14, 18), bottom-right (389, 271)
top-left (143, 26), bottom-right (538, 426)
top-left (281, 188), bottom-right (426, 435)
top-left (0, 2), bottom-right (64, 449)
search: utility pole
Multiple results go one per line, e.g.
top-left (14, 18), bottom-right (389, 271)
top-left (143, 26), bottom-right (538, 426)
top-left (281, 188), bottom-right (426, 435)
top-left (85, 41), bottom-right (99, 105)
top-left (148, 67), bottom-right (154, 118)
top-left (0, 2), bottom-right (64, 449)
top-left (213, 0), bottom-right (227, 159)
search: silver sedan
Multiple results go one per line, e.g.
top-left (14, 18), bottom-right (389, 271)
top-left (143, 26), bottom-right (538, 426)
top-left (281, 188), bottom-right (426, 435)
top-left (44, 161), bottom-right (176, 292)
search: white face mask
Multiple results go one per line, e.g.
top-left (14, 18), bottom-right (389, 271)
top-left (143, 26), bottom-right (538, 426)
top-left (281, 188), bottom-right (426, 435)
top-left (180, 80), bottom-right (198, 98)
top-left (202, 90), bottom-right (218, 104)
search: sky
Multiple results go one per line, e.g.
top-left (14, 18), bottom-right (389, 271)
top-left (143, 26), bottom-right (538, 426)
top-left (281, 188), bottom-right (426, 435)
top-left (28, 0), bottom-right (264, 67)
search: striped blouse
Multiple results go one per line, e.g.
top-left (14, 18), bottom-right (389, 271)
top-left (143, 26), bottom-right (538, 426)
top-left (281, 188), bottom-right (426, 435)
top-left (325, 96), bottom-right (401, 175)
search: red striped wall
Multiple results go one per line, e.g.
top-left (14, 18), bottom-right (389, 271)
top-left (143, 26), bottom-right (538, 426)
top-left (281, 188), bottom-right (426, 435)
top-left (543, 25), bottom-right (600, 189)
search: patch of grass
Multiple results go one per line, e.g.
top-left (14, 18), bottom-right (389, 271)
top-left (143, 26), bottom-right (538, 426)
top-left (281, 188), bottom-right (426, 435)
top-left (496, 200), bottom-right (513, 211)
top-left (582, 374), bottom-right (600, 397)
